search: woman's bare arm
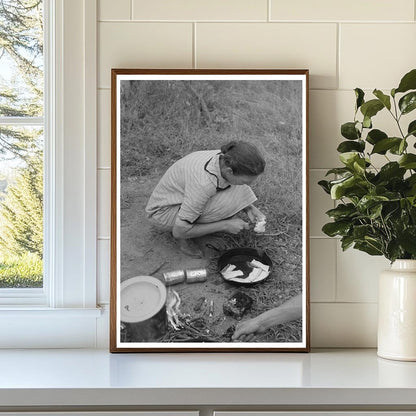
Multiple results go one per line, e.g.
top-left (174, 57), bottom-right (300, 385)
top-left (172, 216), bottom-right (249, 239)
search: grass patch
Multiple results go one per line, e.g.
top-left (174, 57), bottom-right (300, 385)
top-left (0, 252), bottom-right (43, 288)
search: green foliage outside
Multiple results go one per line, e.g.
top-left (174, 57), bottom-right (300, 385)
top-left (0, 252), bottom-right (42, 288)
top-left (0, 155), bottom-right (43, 258)
top-left (0, 0), bottom-right (44, 288)
top-left (319, 68), bottom-right (416, 262)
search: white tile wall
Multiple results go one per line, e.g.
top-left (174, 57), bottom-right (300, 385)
top-left (271, 0), bottom-right (414, 22)
top-left (309, 90), bottom-right (353, 169)
top-left (336, 246), bottom-right (390, 303)
top-left (339, 24), bottom-right (416, 90)
top-left (99, 0), bottom-right (131, 21)
top-left (311, 303), bottom-right (378, 347)
top-left (98, 89), bottom-right (111, 168)
top-left (196, 23), bottom-right (338, 89)
top-left (132, 0), bottom-right (268, 21)
top-left (96, 0), bottom-right (416, 347)
top-left (310, 239), bottom-right (336, 302)
top-left (98, 22), bottom-right (193, 88)
top-left (97, 169), bottom-right (111, 239)
top-left (97, 239), bottom-right (110, 304)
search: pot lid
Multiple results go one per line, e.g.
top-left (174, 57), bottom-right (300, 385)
top-left (120, 276), bottom-right (167, 323)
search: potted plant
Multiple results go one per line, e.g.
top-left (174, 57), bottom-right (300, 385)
top-left (319, 68), bottom-right (416, 361)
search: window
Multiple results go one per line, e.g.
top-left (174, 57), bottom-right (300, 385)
top-left (0, 0), bottom-right (45, 297)
top-left (0, 0), bottom-right (101, 348)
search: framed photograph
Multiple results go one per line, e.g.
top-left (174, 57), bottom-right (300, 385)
top-left (110, 69), bottom-right (310, 352)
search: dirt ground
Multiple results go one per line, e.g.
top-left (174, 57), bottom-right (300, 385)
top-left (120, 174), bottom-right (302, 344)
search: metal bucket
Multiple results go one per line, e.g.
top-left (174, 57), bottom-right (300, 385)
top-left (120, 276), bottom-right (167, 342)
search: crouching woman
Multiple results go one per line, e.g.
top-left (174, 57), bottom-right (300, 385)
top-left (145, 141), bottom-right (266, 257)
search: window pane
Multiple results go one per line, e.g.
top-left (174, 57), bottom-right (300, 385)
top-left (0, 126), bottom-right (43, 288)
top-left (0, 0), bottom-right (44, 117)
top-left (0, 0), bottom-right (44, 290)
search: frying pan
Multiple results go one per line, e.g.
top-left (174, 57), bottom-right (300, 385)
top-left (207, 245), bottom-right (273, 285)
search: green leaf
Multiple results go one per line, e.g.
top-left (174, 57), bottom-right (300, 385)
top-left (337, 140), bottom-right (365, 153)
top-left (399, 154), bottom-right (416, 169)
top-left (341, 235), bottom-right (355, 251)
top-left (352, 224), bottom-right (374, 240)
top-left (360, 99), bottom-right (384, 119)
top-left (318, 180), bottom-right (331, 194)
top-left (326, 203), bottom-right (357, 220)
top-left (405, 174), bottom-right (416, 197)
top-left (395, 68), bottom-right (416, 94)
top-left (354, 241), bottom-right (383, 256)
top-left (325, 167), bottom-right (352, 176)
top-left (339, 152), bottom-right (361, 167)
top-left (378, 162), bottom-right (406, 181)
top-left (399, 139), bottom-right (407, 154)
top-left (341, 122), bottom-right (361, 140)
top-left (371, 137), bottom-right (402, 154)
top-left (357, 195), bottom-right (389, 211)
top-left (369, 203), bottom-right (383, 220)
top-left (322, 221), bottom-right (351, 237)
top-left (398, 227), bottom-right (416, 255)
top-left (390, 139), bottom-right (408, 155)
top-left (399, 92), bottom-right (416, 115)
top-left (407, 120), bottom-right (416, 137)
top-left (386, 240), bottom-right (403, 263)
top-left (330, 175), bottom-right (368, 200)
top-left (355, 88), bottom-right (365, 110)
top-left (330, 176), bottom-right (355, 199)
top-left (373, 89), bottom-right (391, 110)
top-left (366, 129), bottom-right (387, 145)
top-left (353, 158), bottom-right (367, 174)
top-left (363, 115), bottom-right (372, 129)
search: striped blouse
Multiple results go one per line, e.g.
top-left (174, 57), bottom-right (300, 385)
top-left (145, 150), bottom-right (230, 225)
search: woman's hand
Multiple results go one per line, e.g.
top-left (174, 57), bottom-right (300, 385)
top-left (245, 205), bottom-right (266, 224)
top-left (224, 217), bottom-right (250, 234)
top-left (232, 317), bottom-right (266, 342)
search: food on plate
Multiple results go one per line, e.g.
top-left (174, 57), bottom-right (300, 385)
top-left (220, 263), bottom-right (245, 279)
top-left (220, 259), bottom-right (270, 283)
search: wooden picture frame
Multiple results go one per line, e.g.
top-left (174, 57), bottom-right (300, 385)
top-left (110, 69), bottom-right (310, 352)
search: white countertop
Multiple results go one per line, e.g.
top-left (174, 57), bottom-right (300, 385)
top-left (0, 348), bottom-right (416, 407)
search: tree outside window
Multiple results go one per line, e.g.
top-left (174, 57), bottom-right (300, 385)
top-left (0, 0), bottom-right (44, 288)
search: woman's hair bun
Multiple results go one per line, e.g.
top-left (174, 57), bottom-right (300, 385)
top-left (220, 141), bottom-right (237, 154)
top-left (220, 140), bottom-right (265, 176)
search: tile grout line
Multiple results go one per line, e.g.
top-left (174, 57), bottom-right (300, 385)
top-left (336, 22), bottom-right (340, 90)
top-left (310, 301), bottom-right (378, 305)
top-left (98, 19), bottom-right (415, 24)
top-left (130, 0), bottom-right (133, 20)
top-left (333, 229), bottom-right (339, 303)
top-left (193, 22), bottom-right (197, 69)
top-left (267, 0), bottom-right (271, 22)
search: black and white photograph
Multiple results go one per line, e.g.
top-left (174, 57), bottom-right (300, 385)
top-left (110, 69), bottom-right (309, 352)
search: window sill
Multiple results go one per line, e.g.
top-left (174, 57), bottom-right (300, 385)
top-left (0, 307), bottom-right (104, 348)
top-left (0, 306), bottom-right (102, 316)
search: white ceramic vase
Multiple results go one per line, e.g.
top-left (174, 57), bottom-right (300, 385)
top-left (378, 259), bottom-right (416, 361)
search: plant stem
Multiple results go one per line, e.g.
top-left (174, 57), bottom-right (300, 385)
top-left (390, 97), bottom-right (406, 140)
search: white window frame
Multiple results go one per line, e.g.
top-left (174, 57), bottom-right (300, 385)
top-left (0, 0), bottom-right (101, 348)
